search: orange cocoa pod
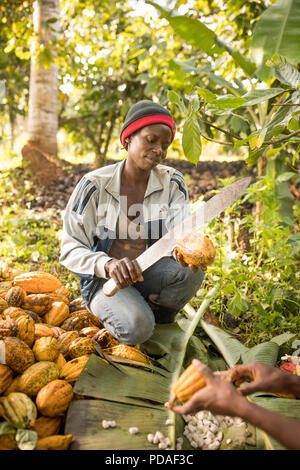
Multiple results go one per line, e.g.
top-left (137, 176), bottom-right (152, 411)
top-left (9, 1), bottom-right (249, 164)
top-left (0, 364), bottom-right (13, 394)
top-left (44, 302), bottom-right (70, 326)
top-left (36, 379), bottom-right (74, 417)
top-left (175, 232), bottom-right (216, 269)
top-left (13, 271), bottom-right (62, 294)
top-left (34, 416), bottom-right (62, 439)
top-left (38, 434), bottom-right (72, 450)
top-left (5, 286), bottom-right (26, 307)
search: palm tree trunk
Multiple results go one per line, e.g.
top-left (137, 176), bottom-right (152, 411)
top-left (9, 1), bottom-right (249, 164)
top-left (22, 0), bottom-right (62, 185)
top-left (27, 0), bottom-right (60, 156)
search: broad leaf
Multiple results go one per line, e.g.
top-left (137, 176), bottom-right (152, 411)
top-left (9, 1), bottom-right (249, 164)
top-left (250, 0), bottom-right (300, 81)
top-left (241, 341), bottom-right (279, 366)
top-left (182, 112), bottom-right (202, 164)
top-left (241, 88), bottom-right (284, 107)
top-left (267, 54), bottom-right (300, 87)
top-left (168, 90), bottom-right (187, 116)
top-left (199, 320), bottom-right (248, 367)
top-left (210, 95), bottom-right (246, 109)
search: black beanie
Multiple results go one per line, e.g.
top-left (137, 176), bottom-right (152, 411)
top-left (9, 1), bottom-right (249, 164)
top-left (120, 100), bottom-right (176, 148)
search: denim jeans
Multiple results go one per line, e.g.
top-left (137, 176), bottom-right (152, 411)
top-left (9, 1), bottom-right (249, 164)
top-left (87, 256), bottom-right (204, 345)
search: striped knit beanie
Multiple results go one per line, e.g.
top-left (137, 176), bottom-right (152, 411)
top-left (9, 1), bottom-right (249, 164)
top-left (120, 100), bottom-right (176, 148)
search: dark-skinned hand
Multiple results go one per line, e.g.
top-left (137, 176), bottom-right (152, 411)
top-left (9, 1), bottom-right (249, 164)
top-left (105, 257), bottom-right (144, 290)
top-left (171, 360), bottom-right (245, 417)
top-left (229, 362), bottom-right (300, 397)
top-left (173, 247), bottom-right (205, 273)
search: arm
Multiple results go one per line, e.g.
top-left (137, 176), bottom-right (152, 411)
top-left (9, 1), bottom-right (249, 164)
top-left (59, 176), bottom-right (113, 279)
top-left (171, 360), bottom-right (300, 450)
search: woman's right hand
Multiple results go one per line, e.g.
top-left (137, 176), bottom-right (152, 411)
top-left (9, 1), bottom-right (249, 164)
top-left (230, 362), bottom-right (298, 397)
top-left (105, 258), bottom-right (144, 289)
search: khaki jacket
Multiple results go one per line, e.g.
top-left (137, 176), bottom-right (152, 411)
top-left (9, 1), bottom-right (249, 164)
top-left (59, 159), bottom-right (190, 303)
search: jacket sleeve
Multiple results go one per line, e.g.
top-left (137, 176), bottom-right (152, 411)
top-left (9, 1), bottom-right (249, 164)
top-left (166, 170), bottom-right (191, 232)
top-left (59, 177), bottom-right (113, 280)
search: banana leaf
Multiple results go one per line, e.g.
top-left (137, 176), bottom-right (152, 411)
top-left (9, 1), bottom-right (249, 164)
top-left (64, 287), bottom-right (219, 450)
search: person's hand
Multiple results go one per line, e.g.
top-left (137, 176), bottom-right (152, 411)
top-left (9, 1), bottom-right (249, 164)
top-left (105, 258), bottom-right (144, 289)
top-left (173, 247), bottom-right (203, 273)
top-left (229, 362), bottom-right (296, 397)
top-left (171, 359), bottom-right (246, 417)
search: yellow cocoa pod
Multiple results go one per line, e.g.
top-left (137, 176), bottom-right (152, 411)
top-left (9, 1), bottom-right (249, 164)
top-left (79, 326), bottom-right (101, 338)
top-left (55, 286), bottom-right (70, 298)
top-left (175, 232), bottom-right (216, 269)
top-left (19, 361), bottom-right (60, 397)
top-left (0, 364), bottom-right (13, 394)
top-left (57, 331), bottom-right (79, 358)
top-left (0, 297), bottom-right (8, 313)
top-left (59, 355), bottom-right (90, 382)
top-left (0, 432), bottom-right (18, 450)
top-left (44, 293), bottom-right (69, 304)
top-left (15, 314), bottom-right (35, 347)
top-left (13, 271), bottom-right (62, 294)
top-left (55, 353), bottom-right (67, 372)
top-left (32, 336), bottom-right (61, 362)
top-left (61, 310), bottom-right (102, 331)
top-left (167, 363), bottom-right (207, 408)
top-left (44, 301), bottom-right (70, 326)
top-left (38, 434), bottom-right (73, 450)
top-left (34, 323), bottom-right (57, 340)
top-left (69, 297), bottom-right (84, 313)
top-left (103, 344), bottom-right (148, 364)
top-left (34, 416), bottom-right (62, 439)
top-left (0, 281), bottom-right (13, 299)
top-left (5, 286), bottom-right (26, 307)
top-left (3, 336), bottom-right (35, 374)
top-left (0, 261), bottom-right (14, 280)
top-left (0, 392), bottom-right (37, 429)
top-left (0, 316), bottom-right (18, 338)
top-left (93, 328), bottom-right (119, 349)
top-left (2, 306), bottom-right (27, 321)
top-left (68, 337), bottom-right (97, 359)
top-left (36, 379), bottom-right (74, 417)
top-left (22, 294), bottom-right (53, 315)
top-left (3, 375), bottom-right (22, 395)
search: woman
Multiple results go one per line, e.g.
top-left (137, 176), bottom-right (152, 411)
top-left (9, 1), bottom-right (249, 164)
top-left (60, 100), bottom-right (205, 345)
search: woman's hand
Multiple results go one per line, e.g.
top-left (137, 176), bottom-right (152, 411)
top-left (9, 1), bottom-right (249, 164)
top-left (173, 248), bottom-right (202, 273)
top-left (105, 258), bottom-right (144, 289)
top-left (171, 360), bottom-right (246, 417)
top-left (229, 362), bottom-right (300, 397)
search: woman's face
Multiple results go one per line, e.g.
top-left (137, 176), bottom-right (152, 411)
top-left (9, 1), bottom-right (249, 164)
top-left (126, 123), bottom-right (173, 171)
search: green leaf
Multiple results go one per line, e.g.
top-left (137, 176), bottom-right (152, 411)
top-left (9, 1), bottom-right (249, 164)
top-left (182, 112), bottom-right (202, 164)
top-left (248, 128), bottom-right (267, 151)
top-left (241, 88), bottom-right (284, 106)
top-left (15, 429), bottom-right (38, 451)
top-left (196, 87), bottom-right (217, 104)
top-left (211, 94), bottom-right (247, 109)
top-left (165, 15), bottom-right (223, 56)
top-left (270, 332), bottom-right (296, 346)
top-left (250, 0), bottom-right (300, 81)
top-left (199, 321), bottom-right (248, 367)
top-left (0, 421), bottom-right (15, 435)
top-left (267, 54), bottom-right (300, 87)
top-left (246, 147), bottom-right (265, 167)
top-left (215, 37), bottom-right (257, 76)
top-left (0, 81), bottom-right (5, 105)
top-left (276, 171), bottom-right (296, 182)
top-left (168, 90), bottom-right (187, 116)
top-left (241, 341), bottom-right (279, 366)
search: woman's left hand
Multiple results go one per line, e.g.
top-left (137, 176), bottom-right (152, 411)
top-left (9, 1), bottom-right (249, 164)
top-left (174, 247), bottom-right (202, 273)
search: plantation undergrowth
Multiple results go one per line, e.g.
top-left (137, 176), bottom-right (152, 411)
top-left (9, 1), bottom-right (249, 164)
top-left (1, 164), bottom-right (299, 354)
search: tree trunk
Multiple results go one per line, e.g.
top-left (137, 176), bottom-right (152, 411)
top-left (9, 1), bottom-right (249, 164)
top-left (22, 0), bottom-right (62, 185)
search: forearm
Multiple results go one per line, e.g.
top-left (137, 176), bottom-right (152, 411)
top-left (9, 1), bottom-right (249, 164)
top-left (236, 398), bottom-right (300, 450)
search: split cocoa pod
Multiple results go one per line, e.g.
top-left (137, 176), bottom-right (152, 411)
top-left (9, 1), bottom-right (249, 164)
top-left (175, 232), bottom-right (216, 270)
top-left (167, 363), bottom-right (207, 409)
top-left (167, 363), bottom-right (232, 409)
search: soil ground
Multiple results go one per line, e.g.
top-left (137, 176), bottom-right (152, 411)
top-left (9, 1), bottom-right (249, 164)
top-left (30, 158), bottom-right (256, 214)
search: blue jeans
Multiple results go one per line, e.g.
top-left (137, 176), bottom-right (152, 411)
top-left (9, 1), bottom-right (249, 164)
top-left (87, 256), bottom-right (204, 345)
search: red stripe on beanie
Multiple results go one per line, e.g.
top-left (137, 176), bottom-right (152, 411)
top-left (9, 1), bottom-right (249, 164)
top-left (121, 114), bottom-right (176, 147)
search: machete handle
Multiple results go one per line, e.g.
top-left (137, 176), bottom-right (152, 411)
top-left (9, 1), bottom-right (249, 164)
top-left (103, 277), bottom-right (119, 297)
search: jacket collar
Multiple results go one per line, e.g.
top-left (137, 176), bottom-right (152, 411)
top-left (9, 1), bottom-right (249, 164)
top-left (105, 158), bottom-right (164, 201)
